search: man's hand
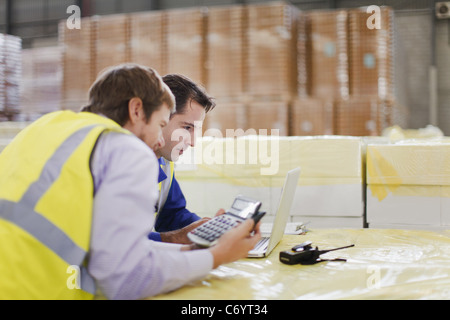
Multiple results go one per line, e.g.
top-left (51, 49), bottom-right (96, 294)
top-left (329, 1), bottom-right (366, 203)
top-left (160, 217), bottom-right (211, 244)
top-left (214, 209), bottom-right (225, 216)
top-left (160, 209), bottom-right (225, 244)
top-left (209, 219), bottom-right (261, 269)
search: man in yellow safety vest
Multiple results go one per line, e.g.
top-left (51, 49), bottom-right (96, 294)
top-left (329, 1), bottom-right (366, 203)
top-left (0, 64), bottom-right (261, 299)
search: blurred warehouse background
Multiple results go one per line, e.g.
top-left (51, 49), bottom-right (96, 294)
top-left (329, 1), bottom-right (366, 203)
top-left (1, 1), bottom-right (450, 230)
top-left (0, 0), bottom-right (449, 137)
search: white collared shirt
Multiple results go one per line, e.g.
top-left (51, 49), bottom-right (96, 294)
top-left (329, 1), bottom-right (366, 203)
top-left (88, 131), bottom-right (213, 299)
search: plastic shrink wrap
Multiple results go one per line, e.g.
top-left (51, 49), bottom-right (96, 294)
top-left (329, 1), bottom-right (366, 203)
top-left (151, 228), bottom-right (450, 300)
top-left (367, 139), bottom-right (450, 229)
top-left (175, 135), bottom-right (364, 228)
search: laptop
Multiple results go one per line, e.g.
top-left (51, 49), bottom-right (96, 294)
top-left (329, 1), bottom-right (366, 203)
top-left (247, 167), bottom-right (301, 258)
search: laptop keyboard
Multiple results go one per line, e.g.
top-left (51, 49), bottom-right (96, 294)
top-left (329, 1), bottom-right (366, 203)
top-left (253, 237), bottom-right (270, 251)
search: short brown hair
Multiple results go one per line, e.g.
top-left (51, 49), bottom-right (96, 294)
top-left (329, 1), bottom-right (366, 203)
top-left (162, 74), bottom-right (215, 117)
top-left (81, 64), bottom-right (175, 126)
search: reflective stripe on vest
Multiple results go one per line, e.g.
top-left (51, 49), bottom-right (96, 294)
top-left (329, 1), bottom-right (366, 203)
top-left (0, 125), bottom-right (97, 295)
top-left (0, 111), bottom-right (128, 299)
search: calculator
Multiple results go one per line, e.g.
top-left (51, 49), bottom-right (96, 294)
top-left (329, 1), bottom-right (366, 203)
top-left (187, 196), bottom-right (264, 247)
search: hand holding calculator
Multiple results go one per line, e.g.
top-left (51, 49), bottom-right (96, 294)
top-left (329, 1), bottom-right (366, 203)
top-left (187, 196), bottom-right (265, 247)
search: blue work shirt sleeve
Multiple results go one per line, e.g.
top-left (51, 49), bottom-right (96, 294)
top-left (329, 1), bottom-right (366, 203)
top-left (153, 175), bottom-right (201, 234)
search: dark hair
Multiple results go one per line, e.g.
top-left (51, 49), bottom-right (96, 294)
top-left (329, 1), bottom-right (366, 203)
top-left (81, 64), bottom-right (175, 126)
top-left (162, 74), bottom-right (215, 117)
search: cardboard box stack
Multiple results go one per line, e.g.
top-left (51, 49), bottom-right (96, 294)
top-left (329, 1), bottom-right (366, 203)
top-left (206, 5), bottom-right (246, 99)
top-left (292, 10), bottom-right (348, 136)
top-left (60, 18), bottom-right (94, 111)
top-left (93, 14), bottom-right (130, 76)
top-left (0, 34), bottom-right (22, 120)
top-left (166, 7), bottom-right (206, 86)
top-left (306, 10), bottom-right (349, 100)
top-left (290, 98), bottom-right (334, 136)
top-left (348, 7), bottom-right (393, 98)
top-left (366, 141), bottom-right (450, 230)
top-left (246, 2), bottom-right (298, 98)
top-left (247, 99), bottom-right (289, 136)
top-left (335, 7), bottom-right (397, 136)
top-left (203, 2), bottom-right (298, 137)
top-left (204, 101), bottom-right (247, 137)
top-left (293, 6), bottom-right (408, 137)
top-left (129, 11), bottom-right (167, 76)
top-left (57, 3), bottom-right (407, 138)
top-left (20, 46), bottom-right (61, 120)
top-left (335, 96), bottom-right (391, 136)
top-left (244, 2), bottom-right (298, 136)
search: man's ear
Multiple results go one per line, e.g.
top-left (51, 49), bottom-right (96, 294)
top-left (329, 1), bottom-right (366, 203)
top-left (127, 97), bottom-right (144, 124)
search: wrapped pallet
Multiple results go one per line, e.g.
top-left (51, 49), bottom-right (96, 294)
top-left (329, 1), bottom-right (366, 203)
top-left (20, 46), bottom-right (61, 119)
top-left (305, 10), bottom-right (349, 100)
top-left (175, 135), bottom-right (365, 228)
top-left (129, 11), bottom-right (167, 75)
top-left (366, 141), bottom-right (450, 229)
top-left (59, 18), bottom-right (94, 111)
top-left (247, 99), bottom-right (289, 137)
top-left (348, 6), bottom-right (394, 99)
top-left (335, 96), bottom-right (392, 136)
top-left (246, 2), bottom-right (298, 99)
top-left (93, 14), bottom-right (131, 75)
top-left (0, 34), bottom-right (22, 120)
top-left (203, 100), bottom-right (247, 137)
top-left (290, 98), bottom-right (334, 136)
top-left (166, 7), bottom-right (206, 85)
top-left (206, 5), bottom-right (246, 98)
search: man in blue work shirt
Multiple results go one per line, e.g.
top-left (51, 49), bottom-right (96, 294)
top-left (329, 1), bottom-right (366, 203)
top-left (148, 74), bottom-right (224, 243)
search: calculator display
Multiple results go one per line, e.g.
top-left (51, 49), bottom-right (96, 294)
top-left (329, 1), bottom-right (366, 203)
top-left (229, 198), bottom-right (259, 218)
top-left (188, 195), bottom-right (262, 247)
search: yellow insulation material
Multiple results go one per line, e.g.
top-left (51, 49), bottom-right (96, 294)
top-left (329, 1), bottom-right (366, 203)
top-left (367, 141), bottom-right (450, 201)
top-left (176, 135), bottom-right (363, 188)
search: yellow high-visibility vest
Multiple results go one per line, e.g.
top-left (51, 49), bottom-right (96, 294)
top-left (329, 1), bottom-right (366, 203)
top-left (0, 110), bottom-right (129, 299)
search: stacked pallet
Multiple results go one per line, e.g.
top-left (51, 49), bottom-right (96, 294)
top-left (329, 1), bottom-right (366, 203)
top-left (334, 6), bottom-right (406, 136)
top-left (129, 11), bottom-right (167, 75)
top-left (334, 7), bottom-right (394, 136)
top-left (20, 46), bottom-right (61, 120)
top-left (292, 10), bottom-right (349, 136)
top-left (0, 34), bottom-right (22, 120)
top-left (93, 14), bottom-right (131, 76)
top-left (245, 3), bottom-right (297, 137)
top-left (204, 2), bottom-right (298, 137)
top-left (166, 7), bottom-right (206, 86)
top-left (57, 2), bottom-right (408, 137)
top-left (292, 6), bottom-right (407, 137)
top-left (206, 5), bottom-right (246, 99)
top-left (59, 17), bottom-right (94, 111)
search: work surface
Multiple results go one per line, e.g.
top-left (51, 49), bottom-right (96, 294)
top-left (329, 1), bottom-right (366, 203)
top-left (151, 228), bottom-right (450, 300)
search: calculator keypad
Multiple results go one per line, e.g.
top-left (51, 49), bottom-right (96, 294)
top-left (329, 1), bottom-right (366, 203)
top-left (190, 215), bottom-right (242, 243)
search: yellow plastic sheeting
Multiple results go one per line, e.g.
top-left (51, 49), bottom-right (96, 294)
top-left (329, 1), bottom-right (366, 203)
top-left (151, 229), bottom-right (450, 300)
top-left (367, 142), bottom-right (450, 201)
top-left (176, 135), bottom-right (363, 187)
top-left (382, 125), bottom-right (445, 141)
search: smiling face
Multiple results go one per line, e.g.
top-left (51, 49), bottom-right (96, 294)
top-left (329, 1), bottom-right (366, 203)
top-left (155, 100), bottom-right (206, 161)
